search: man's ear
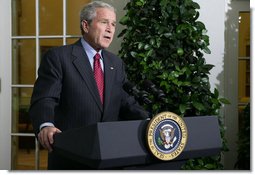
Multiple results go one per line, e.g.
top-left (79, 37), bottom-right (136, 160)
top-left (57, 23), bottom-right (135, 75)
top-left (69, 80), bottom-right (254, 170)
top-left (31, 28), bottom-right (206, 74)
top-left (81, 20), bottom-right (89, 33)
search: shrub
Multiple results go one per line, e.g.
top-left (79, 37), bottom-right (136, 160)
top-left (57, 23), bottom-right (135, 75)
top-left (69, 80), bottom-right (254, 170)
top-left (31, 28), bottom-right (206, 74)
top-left (118, 0), bottom-right (229, 169)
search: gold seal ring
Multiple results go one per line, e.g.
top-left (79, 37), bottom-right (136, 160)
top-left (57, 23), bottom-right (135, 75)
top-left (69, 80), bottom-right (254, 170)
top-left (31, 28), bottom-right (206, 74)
top-left (146, 111), bottom-right (188, 161)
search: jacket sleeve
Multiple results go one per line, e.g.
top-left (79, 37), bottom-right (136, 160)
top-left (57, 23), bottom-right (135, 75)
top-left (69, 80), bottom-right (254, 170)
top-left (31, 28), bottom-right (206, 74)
top-left (119, 61), bottom-right (150, 120)
top-left (29, 48), bottom-right (63, 135)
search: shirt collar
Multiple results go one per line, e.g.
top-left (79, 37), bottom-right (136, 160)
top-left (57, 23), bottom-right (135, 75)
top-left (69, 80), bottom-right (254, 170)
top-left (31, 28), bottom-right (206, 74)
top-left (80, 37), bottom-right (104, 71)
top-left (81, 37), bottom-right (102, 59)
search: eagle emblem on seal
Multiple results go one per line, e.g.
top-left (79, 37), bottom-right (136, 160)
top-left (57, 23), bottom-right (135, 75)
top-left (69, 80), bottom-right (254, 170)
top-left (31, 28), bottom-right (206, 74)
top-left (158, 124), bottom-right (177, 149)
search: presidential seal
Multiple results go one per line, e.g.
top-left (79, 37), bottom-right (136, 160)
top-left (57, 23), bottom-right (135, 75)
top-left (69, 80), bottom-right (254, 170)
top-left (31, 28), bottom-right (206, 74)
top-left (146, 111), bottom-right (188, 161)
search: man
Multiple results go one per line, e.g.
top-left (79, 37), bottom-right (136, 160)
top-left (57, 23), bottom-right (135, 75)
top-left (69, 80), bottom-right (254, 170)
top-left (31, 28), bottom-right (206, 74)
top-left (29, 1), bottom-right (149, 170)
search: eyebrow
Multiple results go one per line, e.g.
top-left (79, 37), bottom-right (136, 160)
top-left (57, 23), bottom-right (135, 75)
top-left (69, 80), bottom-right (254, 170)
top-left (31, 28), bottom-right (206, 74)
top-left (99, 18), bottom-right (116, 25)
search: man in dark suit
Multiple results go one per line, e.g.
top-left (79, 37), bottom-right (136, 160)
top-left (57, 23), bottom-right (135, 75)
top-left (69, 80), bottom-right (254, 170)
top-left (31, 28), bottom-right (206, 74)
top-left (29, 1), bottom-right (149, 170)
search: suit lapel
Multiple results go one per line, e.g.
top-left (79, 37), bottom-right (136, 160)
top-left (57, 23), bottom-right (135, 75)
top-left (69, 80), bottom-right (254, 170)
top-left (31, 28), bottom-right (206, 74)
top-left (71, 41), bottom-right (103, 112)
top-left (102, 51), bottom-right (116, 112)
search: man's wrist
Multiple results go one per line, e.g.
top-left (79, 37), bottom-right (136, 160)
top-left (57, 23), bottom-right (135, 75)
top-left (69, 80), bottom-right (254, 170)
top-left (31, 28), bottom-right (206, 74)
top-left (39, 122), bottom-right (55, 130)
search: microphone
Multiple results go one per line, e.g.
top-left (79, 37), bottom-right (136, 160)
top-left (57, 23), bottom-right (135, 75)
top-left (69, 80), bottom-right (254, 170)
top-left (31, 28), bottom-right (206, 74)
top-left (123, 81), bottom-right (152, 105)
top-left (142, 80), bottom-right (166, 102)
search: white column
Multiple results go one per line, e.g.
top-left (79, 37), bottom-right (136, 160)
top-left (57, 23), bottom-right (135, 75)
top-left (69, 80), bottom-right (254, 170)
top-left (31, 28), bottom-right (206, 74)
top-left (223, 0), bottom-right (249, 169)
top-left (0, 0), bottom-right (12, 170)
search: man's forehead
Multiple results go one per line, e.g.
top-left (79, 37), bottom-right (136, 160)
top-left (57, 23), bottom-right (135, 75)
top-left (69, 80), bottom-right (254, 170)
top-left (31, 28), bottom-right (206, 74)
top-left (95, 8), bottom-right (116, 18)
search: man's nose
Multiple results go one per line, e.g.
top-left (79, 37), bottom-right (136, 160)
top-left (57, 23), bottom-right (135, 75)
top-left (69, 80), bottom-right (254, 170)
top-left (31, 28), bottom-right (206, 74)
top-left (106, 24), bottom-right (115, 33)
top-left (106, 26), bottom-right (113, 33)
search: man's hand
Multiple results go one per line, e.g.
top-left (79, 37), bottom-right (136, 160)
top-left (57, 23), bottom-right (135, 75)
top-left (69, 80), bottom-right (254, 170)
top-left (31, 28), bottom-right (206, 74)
top-left (38, 126), bottom-right (62, 152)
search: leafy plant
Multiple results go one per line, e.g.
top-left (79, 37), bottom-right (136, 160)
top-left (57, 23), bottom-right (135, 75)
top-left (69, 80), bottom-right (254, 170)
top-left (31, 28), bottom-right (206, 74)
top-left (118, 0), bottom-right (229, 169)
top-left (235, 103), bottom-right (250, 170)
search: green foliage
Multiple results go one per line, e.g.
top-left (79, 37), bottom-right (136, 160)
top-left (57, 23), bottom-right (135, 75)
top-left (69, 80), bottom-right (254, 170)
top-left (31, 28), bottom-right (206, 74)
top-left (235, 103), bottom-right (250, 170)
top-left (118, 0), bottom-right (229, 169)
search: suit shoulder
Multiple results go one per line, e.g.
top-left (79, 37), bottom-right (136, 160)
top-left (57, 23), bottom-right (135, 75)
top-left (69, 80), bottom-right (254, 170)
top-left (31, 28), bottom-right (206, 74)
top-left (103, 50), bottom-right (122, 63)
top-left (46, 39), bottom-right (80, 54)
top-left (49, 44), bottom-right (73, 53)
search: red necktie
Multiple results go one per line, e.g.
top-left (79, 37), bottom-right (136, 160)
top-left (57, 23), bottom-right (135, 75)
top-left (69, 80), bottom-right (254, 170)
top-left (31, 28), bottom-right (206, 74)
top-left (94, 53), bottom-right (104, 104)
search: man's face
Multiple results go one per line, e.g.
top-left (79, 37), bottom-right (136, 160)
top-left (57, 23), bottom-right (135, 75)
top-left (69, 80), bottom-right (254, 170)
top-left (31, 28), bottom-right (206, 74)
top-left (82, 8), bottom-right (116, 51)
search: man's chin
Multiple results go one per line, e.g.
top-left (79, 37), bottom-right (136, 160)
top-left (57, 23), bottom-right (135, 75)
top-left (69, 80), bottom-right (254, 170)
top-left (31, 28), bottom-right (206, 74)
top-left (100, 44), bottom-right (111, 49)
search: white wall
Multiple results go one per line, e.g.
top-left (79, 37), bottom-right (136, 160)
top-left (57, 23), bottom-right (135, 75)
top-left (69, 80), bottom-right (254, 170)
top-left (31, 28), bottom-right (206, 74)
top-left (195, 0), bottom-right (237, 169)
top-left (194, 0), bottom-right (225, 93)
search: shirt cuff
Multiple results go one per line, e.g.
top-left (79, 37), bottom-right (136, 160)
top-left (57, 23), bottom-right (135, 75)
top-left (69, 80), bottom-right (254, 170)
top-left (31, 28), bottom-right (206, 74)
top-left (39, 122), bottom-right (55, 130)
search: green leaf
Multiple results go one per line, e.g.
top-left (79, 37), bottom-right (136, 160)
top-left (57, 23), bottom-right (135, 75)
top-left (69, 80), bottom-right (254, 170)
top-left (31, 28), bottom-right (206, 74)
top-left (138, 42), bottom-right (144, 50)
top-left (198, 159), bottom-right (204, 166)
top-left (160, 0), bottom-right (169, 9)
top-left (158, 72), bottom-right (168, 80)
top-left (149, 38), bottom-right (155, 45)
top-left (203, 47), bottom-right (211, 54)
top-left (177, 48), bottom-right (184, 56)
top-left (191, 2), bottom-right (200, 9)
top-left (193, 101), bottom-right (205, 111)
top-left (219, 98), bottom-right (231, 104)
top-left (130, 51), bottom-right (137, 58)
top-left (202, 29), bottom-right (208, 35)
top-left (179, 104), bottom-right (187, 114)
top-left (136, 0), bottom-right (145, 6)
top-left (204, 164), bottom-right (216, 169)
top-left (214, 88), bottom-right (219, 98)
top-left (138, 53), bottom-right (146, 58)
top-left (202, 35), bottom-right (210, 43)
top-left (156, 38), bottom-right (161, 48)
top-left (182, 81), bottom-right (191, 86)
top-left (195, 21), bottom-right (206, 30)
top-left (163, 33), bottom-right (172, 38)
top-left (118, 28), bottom-right (127, 38)
top-left (146, 49), bottom-right (154, 57)
top-left (204, 64), bottom-right (214, 71)
top-left (119, 15), bottom-right (129, 25)
top-left (144, 44), bottom-right (151, 50)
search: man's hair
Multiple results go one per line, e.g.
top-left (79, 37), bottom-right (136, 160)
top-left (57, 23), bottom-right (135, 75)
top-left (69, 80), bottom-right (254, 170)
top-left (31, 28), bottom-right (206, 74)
top-left (80, 1), bottom-right (116, 34)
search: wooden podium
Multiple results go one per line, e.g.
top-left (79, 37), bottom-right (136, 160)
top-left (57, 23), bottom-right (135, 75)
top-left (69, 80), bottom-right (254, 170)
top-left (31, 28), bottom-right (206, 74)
top-left (53, 116), bottom-right (221, 169)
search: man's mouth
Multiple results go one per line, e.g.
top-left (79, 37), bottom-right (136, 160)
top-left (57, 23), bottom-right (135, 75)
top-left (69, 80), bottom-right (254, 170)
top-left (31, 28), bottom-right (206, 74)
top-left (104, 36), bottom-right (111, 40)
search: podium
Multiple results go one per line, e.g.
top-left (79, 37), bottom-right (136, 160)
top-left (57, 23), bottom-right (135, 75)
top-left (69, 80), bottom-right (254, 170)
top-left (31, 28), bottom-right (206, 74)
top-left (53, 116), bottom-right (222, 169)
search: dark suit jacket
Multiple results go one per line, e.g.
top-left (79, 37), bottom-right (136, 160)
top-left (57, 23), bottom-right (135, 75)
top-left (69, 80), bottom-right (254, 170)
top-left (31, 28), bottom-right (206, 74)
top-left (29, 39), bottom-right (149, 169)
